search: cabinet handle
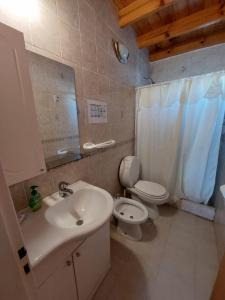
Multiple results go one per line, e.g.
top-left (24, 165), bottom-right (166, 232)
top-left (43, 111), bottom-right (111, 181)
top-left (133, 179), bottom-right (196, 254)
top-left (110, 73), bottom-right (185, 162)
top-left (76, 252), bottom-right (81, 258)
top-left (66, 260), bottom-right (72, 266)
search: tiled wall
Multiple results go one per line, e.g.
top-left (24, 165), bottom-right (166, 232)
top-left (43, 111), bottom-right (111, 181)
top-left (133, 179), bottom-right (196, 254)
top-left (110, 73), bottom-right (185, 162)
top-left (150, 43), bottom-right (225, 83)
top-left (0, 0), bottom-right (150, 210)
top-left (150, 44), bottom-right (225, 261)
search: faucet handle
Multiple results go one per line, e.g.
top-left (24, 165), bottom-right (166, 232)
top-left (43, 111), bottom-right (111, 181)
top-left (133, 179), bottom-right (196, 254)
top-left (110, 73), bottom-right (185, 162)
top-left (58, 181), bottom-right (70, 189)
top-left (115, 194), bottom-right (120, 199)
top-left (58, 181), bottom-right (73, 198)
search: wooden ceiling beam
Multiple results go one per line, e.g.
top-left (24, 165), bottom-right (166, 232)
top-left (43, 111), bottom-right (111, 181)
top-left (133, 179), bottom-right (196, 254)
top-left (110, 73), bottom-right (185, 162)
top-left (118, 0), bottom-right (174, 28)
top-left (149, 30), bottom-right (225, 61)
top-left (137, 3), bottom-right (225, 48)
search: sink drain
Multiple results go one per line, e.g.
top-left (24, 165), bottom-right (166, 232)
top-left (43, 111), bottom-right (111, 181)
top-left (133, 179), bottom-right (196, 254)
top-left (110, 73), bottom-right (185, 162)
top-left (76, 219), bottom-right (84, 226)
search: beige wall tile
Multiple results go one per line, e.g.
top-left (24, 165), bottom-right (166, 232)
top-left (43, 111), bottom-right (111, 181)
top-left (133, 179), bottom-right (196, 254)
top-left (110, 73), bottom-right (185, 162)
top-left (56, 0), bottom-right (79, 28)
top-left (38, 0), bottom-right (57, 13)
top-left (10, 183), bottom-right (27, 211)
top-left (86, 0), bottom-right (102, 12)
top-left (59, 20), bottom-right (81, 64)
top-left (78, 0), bottom-right (96, 41)
top-left (82, 69), bottom-right (99, 99)
top-left (80, 34), bottom-right (97, 72)
top-left (95, 17), bottom-right (111, 54)
top-left (96, 46), bottom-right (113, 77)
top-left (51, 157), bottom-right (89, 188)
top-left (30, 4), bottom-right (61, 56)
top-left (24, 172), bottom-right (55, 200)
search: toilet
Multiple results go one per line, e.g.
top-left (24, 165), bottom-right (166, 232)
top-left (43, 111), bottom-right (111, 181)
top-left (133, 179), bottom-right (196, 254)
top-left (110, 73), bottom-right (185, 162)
top-left (119, 156), bottom-right (169, 220)
top-left (113, 197), bottom-right (148, 240)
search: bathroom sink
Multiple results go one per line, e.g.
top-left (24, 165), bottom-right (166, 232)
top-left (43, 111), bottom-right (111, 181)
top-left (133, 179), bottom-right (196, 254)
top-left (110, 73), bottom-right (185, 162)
top-left (45, 188), bottom-right (111, 229)
top-left (21, 181), bottom-right (113, 267)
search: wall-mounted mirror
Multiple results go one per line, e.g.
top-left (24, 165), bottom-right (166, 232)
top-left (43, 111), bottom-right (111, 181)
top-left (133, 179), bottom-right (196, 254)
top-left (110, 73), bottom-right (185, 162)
top-left (28, 51), bottom-right (81, 169)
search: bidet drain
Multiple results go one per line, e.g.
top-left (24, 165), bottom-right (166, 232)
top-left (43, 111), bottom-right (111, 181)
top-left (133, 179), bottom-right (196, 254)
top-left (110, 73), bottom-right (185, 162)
top-left (76, 219), bottom-right (83, 226)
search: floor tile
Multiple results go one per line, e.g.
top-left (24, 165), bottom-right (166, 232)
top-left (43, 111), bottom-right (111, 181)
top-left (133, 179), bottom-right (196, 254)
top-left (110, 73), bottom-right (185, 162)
top-left (151, 267), bottom-right (195, 300)
top-left (93, 205), bottom-right (219, 300)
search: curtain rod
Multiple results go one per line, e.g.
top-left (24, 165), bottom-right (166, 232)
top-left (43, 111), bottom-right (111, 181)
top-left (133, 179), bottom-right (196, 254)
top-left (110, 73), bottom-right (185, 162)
top-left (136, 69), bottom-right (225, 90)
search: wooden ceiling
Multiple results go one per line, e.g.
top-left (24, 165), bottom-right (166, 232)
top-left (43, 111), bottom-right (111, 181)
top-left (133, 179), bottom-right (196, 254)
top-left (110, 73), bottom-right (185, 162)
top-left (113, 0), bottom-right (225, 61)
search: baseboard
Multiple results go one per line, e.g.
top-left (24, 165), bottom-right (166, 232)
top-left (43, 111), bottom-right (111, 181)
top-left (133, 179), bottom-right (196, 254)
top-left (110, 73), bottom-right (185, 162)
top-left (175, 199), bottom-right (215, 221)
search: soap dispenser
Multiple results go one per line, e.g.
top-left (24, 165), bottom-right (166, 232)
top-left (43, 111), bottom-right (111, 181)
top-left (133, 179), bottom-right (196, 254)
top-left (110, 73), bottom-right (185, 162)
top-left (29, 185), bottom-right (42, 212)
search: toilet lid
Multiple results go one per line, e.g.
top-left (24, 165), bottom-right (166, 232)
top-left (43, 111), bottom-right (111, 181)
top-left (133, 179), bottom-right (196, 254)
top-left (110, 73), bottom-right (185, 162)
top-left (134, 180), bottom-right (167, 197)
top-left (119, 156), bottom-right (140, 188)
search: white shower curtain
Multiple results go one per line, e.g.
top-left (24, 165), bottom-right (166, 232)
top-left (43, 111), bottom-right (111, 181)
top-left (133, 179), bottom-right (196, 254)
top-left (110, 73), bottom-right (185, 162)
top-left (136, 71), bottom-right (225, 204)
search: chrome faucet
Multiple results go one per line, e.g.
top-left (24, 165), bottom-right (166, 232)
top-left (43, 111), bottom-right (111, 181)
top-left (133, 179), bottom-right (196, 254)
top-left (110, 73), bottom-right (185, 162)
top-left (58, 181), bottom-right (73, 198)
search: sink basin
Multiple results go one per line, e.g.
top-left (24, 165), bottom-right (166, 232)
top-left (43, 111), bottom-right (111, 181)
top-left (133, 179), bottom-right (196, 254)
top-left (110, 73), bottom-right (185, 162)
top-left (45, 189), bottom-right (110, 229)
top-left (43, 182), bottom-right (114, 243)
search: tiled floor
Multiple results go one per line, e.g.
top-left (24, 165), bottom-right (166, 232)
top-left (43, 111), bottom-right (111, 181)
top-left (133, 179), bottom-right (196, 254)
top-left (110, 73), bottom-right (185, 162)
top-left (93, 205), bottom-right (219, 300)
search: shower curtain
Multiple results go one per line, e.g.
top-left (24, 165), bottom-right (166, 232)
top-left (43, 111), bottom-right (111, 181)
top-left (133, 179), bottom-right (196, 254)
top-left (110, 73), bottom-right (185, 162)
top-left (136, 71), bottom-right (225, 204)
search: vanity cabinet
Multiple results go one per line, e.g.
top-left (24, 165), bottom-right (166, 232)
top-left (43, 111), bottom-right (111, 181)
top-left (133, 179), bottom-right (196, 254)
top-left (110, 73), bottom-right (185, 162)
top-left (0, 22), bottom-right (46, 185)
top-left (36, 222), bottom-right (110, 300)
top-left (73, 223), bottom-right (110, 300)
top-left (38, 256), bottom-right (78, 300)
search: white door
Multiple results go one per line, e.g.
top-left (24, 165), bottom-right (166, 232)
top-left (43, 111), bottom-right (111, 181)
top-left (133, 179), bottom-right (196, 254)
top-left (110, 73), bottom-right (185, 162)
top-left (0, 161), bottom-right (37, 300)
top-left (73, 223), bottom-right (110, 300)
top-left (37, 256), bottom-right (78, 300)
top-left (0, 22), bottom-right (46, 186)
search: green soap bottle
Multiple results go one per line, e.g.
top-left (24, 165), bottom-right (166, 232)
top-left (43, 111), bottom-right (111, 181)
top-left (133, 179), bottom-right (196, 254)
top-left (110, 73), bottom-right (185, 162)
top-left (29, 185), bottom-right (42, 212)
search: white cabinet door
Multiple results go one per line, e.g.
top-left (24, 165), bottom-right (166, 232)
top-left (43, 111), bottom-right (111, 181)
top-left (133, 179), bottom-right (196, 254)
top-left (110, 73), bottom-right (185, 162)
top-left (37, 257), bottom-right (78, 300)
top-left (73, 222), bottom-right (111, 300)
top-left (0, 22), bottom-right (46, 186)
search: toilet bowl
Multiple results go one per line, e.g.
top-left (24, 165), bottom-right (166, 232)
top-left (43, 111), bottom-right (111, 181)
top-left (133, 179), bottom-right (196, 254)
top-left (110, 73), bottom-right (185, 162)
top-left (113, 197), bottom-right (148, 241)
top-left (119, 156), bottom-right (169, 220)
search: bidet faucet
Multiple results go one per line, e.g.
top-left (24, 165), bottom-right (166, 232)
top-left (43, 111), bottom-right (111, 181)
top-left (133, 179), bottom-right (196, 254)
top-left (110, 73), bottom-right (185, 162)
top-left (58, 181), bottom-right (73, 198)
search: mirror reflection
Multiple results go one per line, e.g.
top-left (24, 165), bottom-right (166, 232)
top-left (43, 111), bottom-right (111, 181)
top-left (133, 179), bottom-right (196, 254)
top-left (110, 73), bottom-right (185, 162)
top-left (28, 51), bottom-right (81, 169)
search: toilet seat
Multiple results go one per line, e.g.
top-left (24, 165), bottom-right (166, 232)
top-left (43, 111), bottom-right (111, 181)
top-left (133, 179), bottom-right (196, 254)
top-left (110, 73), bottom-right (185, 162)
top-left (129, 187), bottom-right (168, 204)
top-left (135, 187), bottom-right (169, 199)
top-left (132, 180), bottom-right (169, 204)
top-left (134, 180), bottom-right (167, 198)
top-left (114, 198), bottom-right (148, 224)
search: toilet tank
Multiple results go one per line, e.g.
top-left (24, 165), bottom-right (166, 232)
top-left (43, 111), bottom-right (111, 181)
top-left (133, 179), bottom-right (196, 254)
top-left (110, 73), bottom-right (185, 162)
top-left (119, 156), bottom-right (140, 188)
